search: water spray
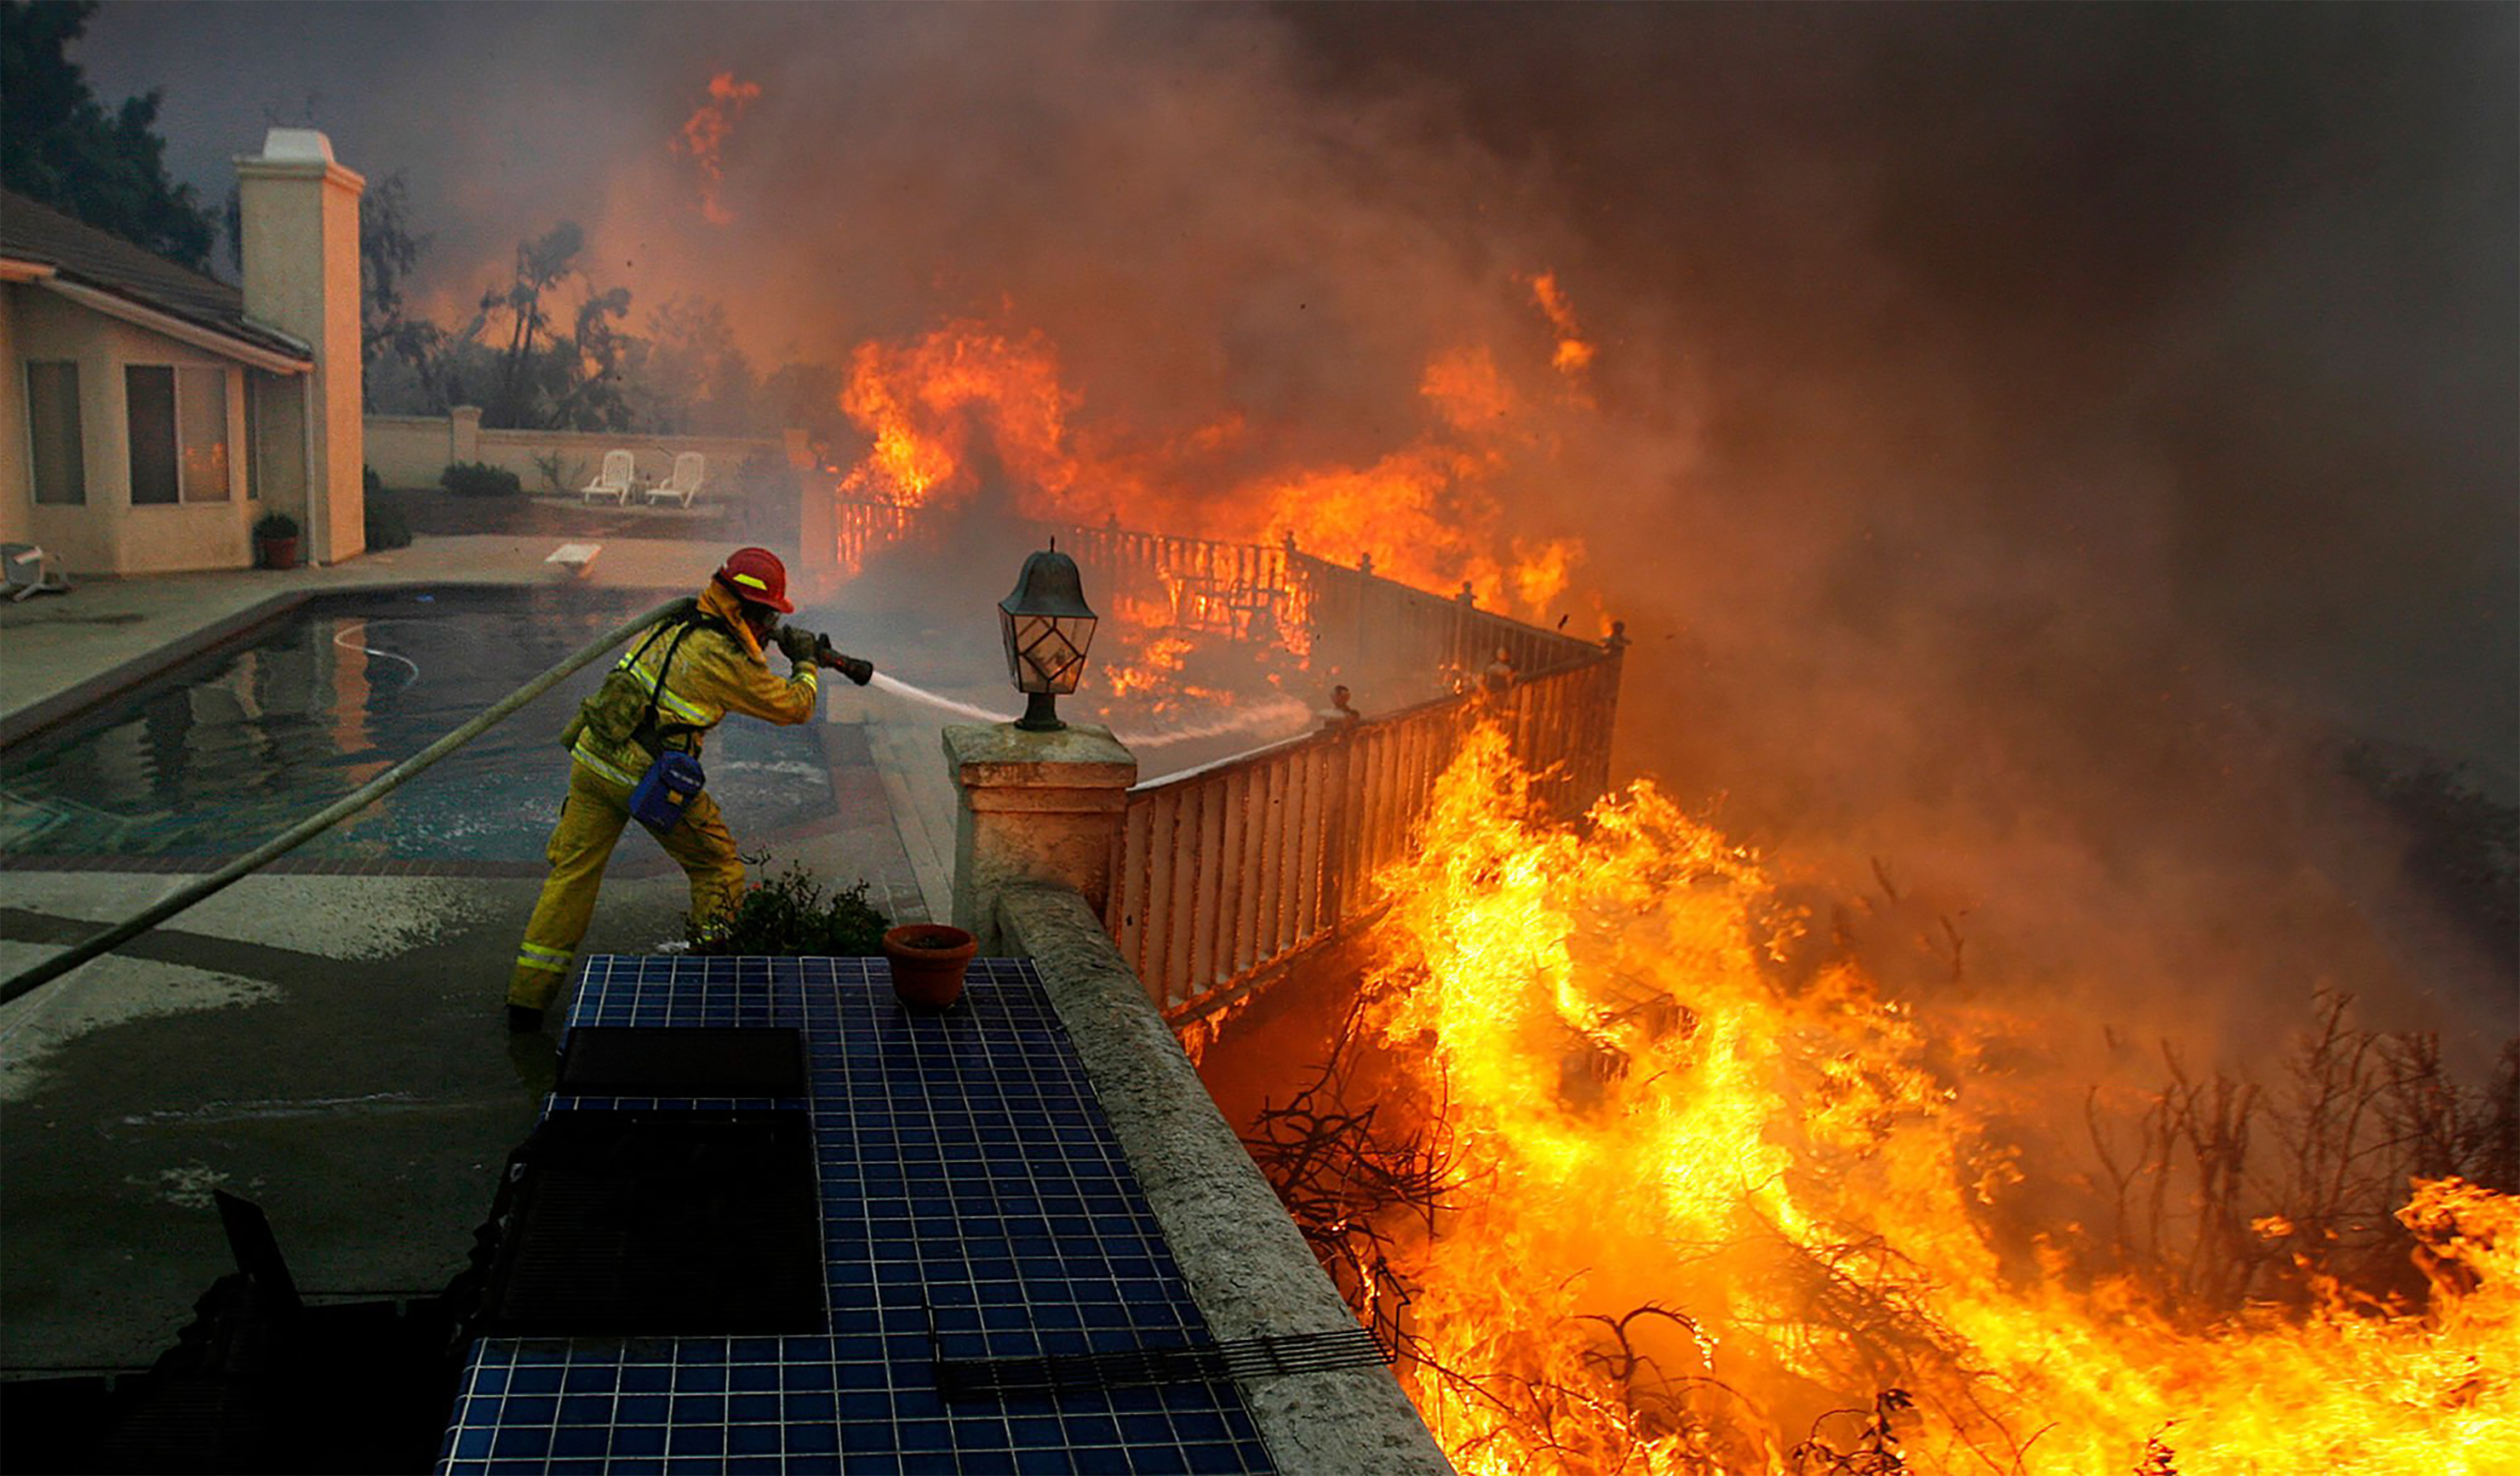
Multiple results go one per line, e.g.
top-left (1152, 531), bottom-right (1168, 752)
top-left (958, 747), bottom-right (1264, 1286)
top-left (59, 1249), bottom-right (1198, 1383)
top-left (867, 672), bottom-right (1310, 750)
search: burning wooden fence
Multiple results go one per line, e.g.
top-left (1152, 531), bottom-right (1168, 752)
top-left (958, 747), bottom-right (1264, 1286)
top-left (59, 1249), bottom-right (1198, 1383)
top-left (834, 497), bottom-right (923, 576)
top-left (1040, 523), bottom-right (1307, 645)
top-left (1106, 634), bottom-right (1623, 1023)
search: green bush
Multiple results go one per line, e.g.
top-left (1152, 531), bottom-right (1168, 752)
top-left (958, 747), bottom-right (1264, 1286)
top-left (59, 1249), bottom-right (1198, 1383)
top-left (439, 461), bottom-right (522, 498)
top-left (363, 463), bottom-right (383, 497)
top-left (252, 510), bottom-right (298, 540)
top-left (365, 497), bottom-right (412, 549)
top-left (689, 859), bottom-right (890, 956)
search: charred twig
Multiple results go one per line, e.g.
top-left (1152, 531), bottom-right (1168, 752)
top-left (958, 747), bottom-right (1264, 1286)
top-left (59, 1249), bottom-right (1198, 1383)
top-left (1240, 997), bottom-right (1460, 1361)
top-left (1789, 1388), bottom-right (1913, 1475)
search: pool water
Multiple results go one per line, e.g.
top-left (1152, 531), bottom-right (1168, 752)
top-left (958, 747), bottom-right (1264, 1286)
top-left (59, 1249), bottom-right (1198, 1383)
top-left (0, 588), bottom-right (843, 865)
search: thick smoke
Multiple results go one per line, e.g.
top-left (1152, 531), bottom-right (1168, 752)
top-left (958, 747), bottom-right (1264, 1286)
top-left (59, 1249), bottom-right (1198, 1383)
top-left (85, 4), bottom-right (2517, 1055)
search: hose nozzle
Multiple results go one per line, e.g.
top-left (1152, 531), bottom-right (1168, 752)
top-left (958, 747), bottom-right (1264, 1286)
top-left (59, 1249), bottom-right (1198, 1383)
top-left (815, 635), bottom-right (875, 686)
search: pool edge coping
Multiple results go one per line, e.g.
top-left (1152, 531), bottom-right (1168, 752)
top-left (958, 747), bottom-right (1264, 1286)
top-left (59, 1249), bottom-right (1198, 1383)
top-left (0, 590), bottom-right (313, 753)
top-left (0, 581), bottom-right (695, 755)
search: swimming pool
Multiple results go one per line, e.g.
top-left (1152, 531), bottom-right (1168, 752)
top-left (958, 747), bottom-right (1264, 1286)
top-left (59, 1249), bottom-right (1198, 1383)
top-left (0, 588), bottom-right (844, 866)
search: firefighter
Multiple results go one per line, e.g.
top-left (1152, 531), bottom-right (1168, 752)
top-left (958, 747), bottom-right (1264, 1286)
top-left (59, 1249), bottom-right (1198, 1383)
top-left (504, 546), bottom-right (868, 1030)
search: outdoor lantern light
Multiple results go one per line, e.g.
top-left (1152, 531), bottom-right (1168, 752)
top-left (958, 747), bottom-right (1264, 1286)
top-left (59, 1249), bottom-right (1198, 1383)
top-left (998, 541), bottom-right (1099, 732)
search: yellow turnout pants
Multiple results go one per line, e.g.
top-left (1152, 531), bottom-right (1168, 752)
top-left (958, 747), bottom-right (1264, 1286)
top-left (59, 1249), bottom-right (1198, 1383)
top-left (506, 759), bottom-right (745, 1012)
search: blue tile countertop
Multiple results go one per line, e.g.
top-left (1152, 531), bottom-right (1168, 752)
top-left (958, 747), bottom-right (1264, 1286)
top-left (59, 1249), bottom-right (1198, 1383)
top-left (437, 955), bottom-right (1276, 1476)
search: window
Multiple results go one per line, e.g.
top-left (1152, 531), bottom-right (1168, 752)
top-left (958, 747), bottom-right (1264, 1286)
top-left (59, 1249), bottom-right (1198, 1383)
top-left (125, 364), bottom-right (231, 505)
top-left (126, 365), bottom-right (177, 503)
top-left (26, 361), bottom-right (85, 505)
top-left (178, 366), bottom-right (229, 502)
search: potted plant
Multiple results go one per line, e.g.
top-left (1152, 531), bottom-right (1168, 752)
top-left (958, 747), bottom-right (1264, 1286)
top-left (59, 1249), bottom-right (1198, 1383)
top-left (880, 924), bottom-right (977, 1011)
top-left (253, 511), bottom-right (300, 570)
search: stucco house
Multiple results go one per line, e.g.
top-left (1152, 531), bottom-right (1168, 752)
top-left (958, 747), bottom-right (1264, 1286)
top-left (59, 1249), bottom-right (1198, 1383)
top-left (0, 129), bottom-right (364, 575)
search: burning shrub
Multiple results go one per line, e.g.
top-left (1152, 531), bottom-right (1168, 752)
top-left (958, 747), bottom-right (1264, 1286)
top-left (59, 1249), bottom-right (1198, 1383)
top-left (1233, 725), bottom-right (2520, 1475)
top-left (1241, 998), bottom-right (1458, 1356)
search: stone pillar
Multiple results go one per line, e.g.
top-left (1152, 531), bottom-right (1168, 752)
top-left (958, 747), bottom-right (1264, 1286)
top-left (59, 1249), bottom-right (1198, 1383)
top-left (787, 427), bottom-right (837, 601)
top-left (235, 129), bottom-right (363, 564)
top-left (450, 405), bottom-right (482, 465)
top-left (944, 722), bottom-right (1137, 954)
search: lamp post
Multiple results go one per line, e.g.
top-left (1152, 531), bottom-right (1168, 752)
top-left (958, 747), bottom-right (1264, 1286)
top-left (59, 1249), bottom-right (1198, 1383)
top-left (998, 541), bottom-right (1099, 732)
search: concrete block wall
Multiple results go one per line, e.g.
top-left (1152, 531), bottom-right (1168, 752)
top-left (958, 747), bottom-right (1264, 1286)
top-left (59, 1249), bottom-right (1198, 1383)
top-left (996, 884), bottom-right (1453, 1476)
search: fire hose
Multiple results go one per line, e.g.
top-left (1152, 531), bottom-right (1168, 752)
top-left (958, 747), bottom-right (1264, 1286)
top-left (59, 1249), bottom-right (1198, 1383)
top-left (0, 595), bottom-right (702, 1008)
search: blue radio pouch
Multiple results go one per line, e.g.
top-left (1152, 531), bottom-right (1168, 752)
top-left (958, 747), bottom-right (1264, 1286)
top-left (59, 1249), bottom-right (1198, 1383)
top-left (630, 749), bottom-right (706, 831)
top-left (622, 615), bottom-right (707, 832)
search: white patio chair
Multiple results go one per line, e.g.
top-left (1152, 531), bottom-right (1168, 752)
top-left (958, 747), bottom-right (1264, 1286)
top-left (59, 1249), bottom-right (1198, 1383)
top-left (580, 450), bottom-right (636, 506)
top-left (2, 544), bottom-right (70, 601)
top-left (644, 452), bottom-right (708, 509)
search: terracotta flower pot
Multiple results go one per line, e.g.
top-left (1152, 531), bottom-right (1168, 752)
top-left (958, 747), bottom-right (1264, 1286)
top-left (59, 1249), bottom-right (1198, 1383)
top-left (881, 924), bottom-right (976, 1011)
top-left (258, 536), bottom-right (298, 571)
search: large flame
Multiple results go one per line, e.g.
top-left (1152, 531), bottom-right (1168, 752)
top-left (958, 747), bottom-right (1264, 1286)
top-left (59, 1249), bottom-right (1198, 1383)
top-left (671, 72), bottom-right (763, 226)
top-left (830, 311), bottom-right (1583, 615)
top-left (1346, 727), bottom-right (2514, 1475)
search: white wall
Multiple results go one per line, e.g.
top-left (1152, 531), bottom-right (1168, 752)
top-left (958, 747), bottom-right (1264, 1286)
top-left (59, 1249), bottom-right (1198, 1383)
top-left (364, 411), bottom-right (785, 496)
top-left (0, 285), bottom-right (29, 547)
top-left (236, 130), bottom-right (364, 565)
top-left (12, 291), bottom-right (260, 576)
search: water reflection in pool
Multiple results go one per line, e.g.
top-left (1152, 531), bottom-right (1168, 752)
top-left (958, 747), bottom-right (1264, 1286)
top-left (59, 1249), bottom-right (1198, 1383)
top-left (0, 588), bottom-right (842, 865)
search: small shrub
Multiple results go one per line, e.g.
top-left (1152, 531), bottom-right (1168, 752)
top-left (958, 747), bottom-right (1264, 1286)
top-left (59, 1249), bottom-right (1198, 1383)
top-left (530, 450), bottom-right (584, 494)
top-left (689, 858), bottom-right (889, 956)
top-left (440, 461), bottom-right (523, 498)
top-left (252, 510), bottom-right (298, 540)
top-left (365, 497), bottom-right (412, 549)
top-left (363, 464), bottom-right (383, 497)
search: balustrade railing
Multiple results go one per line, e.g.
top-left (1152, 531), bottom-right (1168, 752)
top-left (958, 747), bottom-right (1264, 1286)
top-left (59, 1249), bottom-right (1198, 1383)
top-left (1032, 523), bottom-right (1307, 643)
top-left (1106, 643), bottom-right (1624, 1021)
top-left (828, 495), bottom-right (1626, 1021)
top-left (834, 498), bottom-right (921, 576)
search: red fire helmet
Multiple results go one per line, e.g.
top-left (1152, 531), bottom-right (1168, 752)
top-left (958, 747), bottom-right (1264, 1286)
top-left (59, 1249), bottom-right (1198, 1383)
top-left (713, 546), bottom-right (793, 613)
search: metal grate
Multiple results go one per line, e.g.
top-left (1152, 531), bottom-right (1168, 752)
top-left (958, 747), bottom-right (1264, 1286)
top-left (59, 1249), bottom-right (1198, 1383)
top-left (934, 1325), bottom-right (1392, 1401)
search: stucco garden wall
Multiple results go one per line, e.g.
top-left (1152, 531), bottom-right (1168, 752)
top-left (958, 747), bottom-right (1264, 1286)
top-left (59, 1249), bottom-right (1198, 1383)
top-left (363, 410), bottom-right (787, 500)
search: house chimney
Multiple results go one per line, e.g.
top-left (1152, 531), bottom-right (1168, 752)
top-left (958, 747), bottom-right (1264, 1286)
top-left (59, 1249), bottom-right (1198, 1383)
top-left (235, 128), bottom-right (364, 563)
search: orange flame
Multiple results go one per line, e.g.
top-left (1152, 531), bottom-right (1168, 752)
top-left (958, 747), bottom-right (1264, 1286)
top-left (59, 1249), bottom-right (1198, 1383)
top-left (672, 71), bottom-right (763, 225)
top-left (1530, 271), bottom-right (1597, 380)
top-left (1349, 726), bottom-right (2518, 1474)
top-left (830, 314), bottom-right (1584, 616)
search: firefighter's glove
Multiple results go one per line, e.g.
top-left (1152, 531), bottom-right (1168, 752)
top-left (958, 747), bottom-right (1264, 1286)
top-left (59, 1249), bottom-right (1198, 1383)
top-left (772, 624), bottom-right (822, 667)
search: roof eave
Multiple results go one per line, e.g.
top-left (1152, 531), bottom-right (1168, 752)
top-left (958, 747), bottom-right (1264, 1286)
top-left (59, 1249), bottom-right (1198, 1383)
top-left (38, 276), bottom-right (314, 374)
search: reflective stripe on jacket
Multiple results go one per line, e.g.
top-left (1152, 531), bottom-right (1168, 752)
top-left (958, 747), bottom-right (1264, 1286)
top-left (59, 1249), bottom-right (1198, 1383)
top-left (569, 586), bottom-right (817, 782)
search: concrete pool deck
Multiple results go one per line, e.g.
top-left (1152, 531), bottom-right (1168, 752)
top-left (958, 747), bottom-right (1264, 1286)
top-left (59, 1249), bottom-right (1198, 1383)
top-left (0, 534), bottom-right (944, 1374)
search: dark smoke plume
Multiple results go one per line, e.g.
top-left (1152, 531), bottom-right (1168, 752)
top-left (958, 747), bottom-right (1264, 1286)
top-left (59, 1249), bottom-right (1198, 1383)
top-left (82, 2), bottom-right (2517, 1054)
